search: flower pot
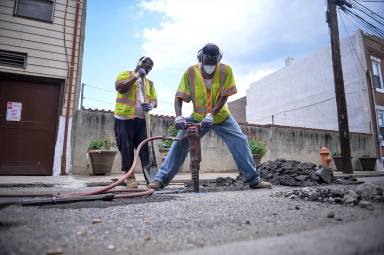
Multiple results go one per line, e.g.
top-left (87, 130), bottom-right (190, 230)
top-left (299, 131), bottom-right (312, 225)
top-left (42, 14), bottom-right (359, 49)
top-left (332, 156), bottom-right (354, 172)
top-left (252, 154), bottom-right (263, 166)
top-left (332, 156), bottom-right (343, 171)
top-left (88, 150), bottom-right (117, 175)
top-left (358, 157), bottom-right (377, 171)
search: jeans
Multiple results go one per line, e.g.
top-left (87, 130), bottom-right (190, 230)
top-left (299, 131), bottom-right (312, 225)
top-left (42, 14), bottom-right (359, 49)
top-left (154, 115), bottom-right (260, 186)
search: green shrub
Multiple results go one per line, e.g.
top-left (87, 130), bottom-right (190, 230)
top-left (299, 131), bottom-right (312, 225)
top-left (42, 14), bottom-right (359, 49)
top-left (89, 138), bottom-right (116, 150)
top-left (248, 138), bottom-right (267, 157)
top-left (158, 123), bottom-right (178, 149)
top-left (332, 151), bottom-right (341, 157)
top-left (167, 123), bottom-right (178, 137)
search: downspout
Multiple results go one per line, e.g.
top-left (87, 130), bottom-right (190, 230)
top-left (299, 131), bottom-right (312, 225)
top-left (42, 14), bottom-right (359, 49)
top-left (61, 0), bottom-right (81, 175)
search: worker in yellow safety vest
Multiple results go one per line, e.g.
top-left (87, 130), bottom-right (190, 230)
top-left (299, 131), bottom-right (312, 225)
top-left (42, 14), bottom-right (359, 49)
top-left (114, 56), bottom-right (157, 188)
top-left (147, 44), bottom-right (272, 190)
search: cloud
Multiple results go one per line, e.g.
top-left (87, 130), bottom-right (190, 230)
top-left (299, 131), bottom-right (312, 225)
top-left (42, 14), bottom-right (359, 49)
top-left (137, 0), bottom-right (327, 72)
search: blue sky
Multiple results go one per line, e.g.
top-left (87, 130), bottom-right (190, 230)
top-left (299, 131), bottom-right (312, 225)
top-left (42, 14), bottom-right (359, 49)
top-left (81, 0), bottom-right (383, 116)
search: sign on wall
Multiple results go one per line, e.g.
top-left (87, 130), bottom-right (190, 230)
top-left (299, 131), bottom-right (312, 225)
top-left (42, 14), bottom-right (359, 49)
top-left (6, 102), bottom-right (22, 121)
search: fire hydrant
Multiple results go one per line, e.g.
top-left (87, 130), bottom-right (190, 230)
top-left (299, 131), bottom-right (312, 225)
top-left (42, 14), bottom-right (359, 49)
top-left (320, 146), bottom-right (332, 167)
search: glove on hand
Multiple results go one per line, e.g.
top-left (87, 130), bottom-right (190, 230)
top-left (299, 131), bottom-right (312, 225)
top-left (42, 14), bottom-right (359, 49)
top-left (135, 68), bottom-right (147, 79)
top-left (175, 116), bottom-right (186, 130)
top-left (142, 103), bottom-right (153, 112)
top-left (201, 113), bottom-right (213, 128)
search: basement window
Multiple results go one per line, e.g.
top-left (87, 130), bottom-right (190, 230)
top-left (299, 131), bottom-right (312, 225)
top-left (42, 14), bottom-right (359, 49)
top-left (14, 0), bottom-right (54, 23)
top-left (371, 56), bottom-right (384, 92)
top-left (0, 50), bottom-right (27, 69)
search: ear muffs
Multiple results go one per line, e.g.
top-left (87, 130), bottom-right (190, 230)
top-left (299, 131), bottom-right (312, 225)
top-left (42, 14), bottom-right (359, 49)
top-left (197, 44), bottom-right (223, 63)
top-left (138, 56), bottom-right (147, 66)
top-left (197, 49), bottom-right (203, 63)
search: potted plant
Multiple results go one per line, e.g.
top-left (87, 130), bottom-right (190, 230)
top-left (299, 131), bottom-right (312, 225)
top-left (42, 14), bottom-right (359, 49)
top-left (158, 123), bottom-right (178, 162)
top-left (88, 137), bottom-right (117, 175)
top-left (358, 155), bottom-right (377, 171)
top-left (248, 138), bottom-right (267, 166)
top-left (332, 151), bottom-right (342, 172)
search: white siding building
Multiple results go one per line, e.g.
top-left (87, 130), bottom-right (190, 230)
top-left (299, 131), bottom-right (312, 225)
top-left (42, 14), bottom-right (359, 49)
top-left (0, 0), bottom-right (86, 175)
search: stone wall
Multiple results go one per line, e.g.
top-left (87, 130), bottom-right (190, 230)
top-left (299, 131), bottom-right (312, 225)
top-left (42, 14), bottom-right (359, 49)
top-left (72, 109), bottom-right (377, 175)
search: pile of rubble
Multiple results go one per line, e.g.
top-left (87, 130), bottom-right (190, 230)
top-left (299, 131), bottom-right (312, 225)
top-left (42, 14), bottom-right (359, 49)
top-left (258, 158), bottom-right (333, 186)
top-left (274, 183), bottom-right (384, 210)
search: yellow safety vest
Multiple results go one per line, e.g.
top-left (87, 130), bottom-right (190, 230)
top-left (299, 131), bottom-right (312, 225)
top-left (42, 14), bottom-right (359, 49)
top-left (114, 71), bottom-right (157, 119)
top-left (176, 63), bottom-right (237, 124)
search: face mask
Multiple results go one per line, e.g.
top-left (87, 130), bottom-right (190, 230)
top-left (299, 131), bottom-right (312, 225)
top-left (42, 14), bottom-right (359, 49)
top-left (203, 65), bottom-right (216, 74)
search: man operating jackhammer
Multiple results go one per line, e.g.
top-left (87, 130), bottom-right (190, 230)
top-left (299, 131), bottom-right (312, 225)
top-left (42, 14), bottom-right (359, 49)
top-left (114, 56), bottom-right (157, 188)
top-left (147, 43), bottom-right (272, 190)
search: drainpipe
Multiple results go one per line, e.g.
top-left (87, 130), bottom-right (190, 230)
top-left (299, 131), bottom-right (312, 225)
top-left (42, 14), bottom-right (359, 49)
top-left (61, 0), bottom-right (81, 175)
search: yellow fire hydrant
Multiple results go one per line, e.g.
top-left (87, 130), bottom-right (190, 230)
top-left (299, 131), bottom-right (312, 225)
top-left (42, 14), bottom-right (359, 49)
top-left (320, 146), bottom-right (332, 167)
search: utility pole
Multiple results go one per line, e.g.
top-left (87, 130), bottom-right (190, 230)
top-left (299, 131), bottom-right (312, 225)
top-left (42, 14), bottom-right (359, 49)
top-left (326, 0), bottom-right (353, 174)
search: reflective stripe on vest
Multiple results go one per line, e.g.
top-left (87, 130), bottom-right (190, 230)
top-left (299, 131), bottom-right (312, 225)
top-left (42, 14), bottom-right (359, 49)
top-left (114, 78), bottom-right (154, 118)
top-left (188, 64), bottom-right (229, 124)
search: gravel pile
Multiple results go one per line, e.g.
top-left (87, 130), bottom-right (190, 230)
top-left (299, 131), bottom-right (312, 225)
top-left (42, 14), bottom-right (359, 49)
top-left (274, 183), bottom-right (384, 210)
top-left (258, 158), bottom-right (331, 186)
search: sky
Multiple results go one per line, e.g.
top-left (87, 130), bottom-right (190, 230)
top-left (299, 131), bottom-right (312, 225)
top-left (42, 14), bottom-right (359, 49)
top-left (81, 0), bottom-right (383, 117)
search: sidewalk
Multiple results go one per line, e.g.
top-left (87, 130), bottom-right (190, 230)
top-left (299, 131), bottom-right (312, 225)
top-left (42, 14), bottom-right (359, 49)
top-left (0, 172), bottom-right (239, 188)
top-left (0, 171), bottom-right (383, 188)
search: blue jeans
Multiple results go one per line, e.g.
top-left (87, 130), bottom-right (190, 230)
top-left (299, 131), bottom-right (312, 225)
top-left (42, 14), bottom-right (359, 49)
top-left (154, 115), bottom-right (261, 186)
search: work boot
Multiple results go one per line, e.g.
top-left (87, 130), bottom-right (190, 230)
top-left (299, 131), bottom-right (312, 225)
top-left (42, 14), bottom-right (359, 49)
top-left (126, 175), bottom-right (139, 189)
top-left (249, 181), bottom-right (272, 189)
top-left (147, 181), bottom-right (163, 191)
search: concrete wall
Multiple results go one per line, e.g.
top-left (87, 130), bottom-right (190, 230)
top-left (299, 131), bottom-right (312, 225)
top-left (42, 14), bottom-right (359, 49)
top-left (72, 109), bottom-right (377, 175)
top-left (246, 30), bottom-right (371, 134)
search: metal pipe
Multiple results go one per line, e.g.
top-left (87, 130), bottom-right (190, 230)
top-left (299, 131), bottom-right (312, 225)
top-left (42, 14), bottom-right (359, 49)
top-left (61, 0), bottom-right (81, 175)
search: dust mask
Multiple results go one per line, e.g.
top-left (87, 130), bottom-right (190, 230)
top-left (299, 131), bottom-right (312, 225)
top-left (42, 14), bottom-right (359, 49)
top-left (203, 65), bottom-right (216, 74)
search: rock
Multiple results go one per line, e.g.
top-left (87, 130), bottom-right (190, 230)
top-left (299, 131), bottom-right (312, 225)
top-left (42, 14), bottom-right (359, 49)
top-left (107, 245), bottom-right (115, 250)
top-left (308, 191), bottom-right (319, 201)
top-left (92, 218), bottom-right (102, 224)
top-left (327, 212), bottom-right (335, 218)
top-left (356, 183), bottom-right (381, 200)
top-left (358, 200), bottom-right (374, 210)
top-left (315, 167), bottom-right (333, 184)
top-left (295, 175), bottom-right (307, 182)
top-left (295, 205), bottom-right (300, 210)
top-left (46, 248), bottom-right (63, 255)
top-left (343, 190), bottom-right (358, 204)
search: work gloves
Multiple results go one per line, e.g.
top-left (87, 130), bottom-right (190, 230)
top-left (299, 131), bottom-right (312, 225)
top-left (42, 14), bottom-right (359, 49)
top-left (201, 113), bottom-right (213, 128)
top-left (175, 116), bottom-right (186, 130)
top-left (135, 68), bottom-right (147, 79)
top-left (142, 103), bottom-right (153, 112)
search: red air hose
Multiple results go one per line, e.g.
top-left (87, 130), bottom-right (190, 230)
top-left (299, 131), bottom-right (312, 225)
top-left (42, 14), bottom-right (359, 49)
top-left (0, 136), bottom-right (167, 202)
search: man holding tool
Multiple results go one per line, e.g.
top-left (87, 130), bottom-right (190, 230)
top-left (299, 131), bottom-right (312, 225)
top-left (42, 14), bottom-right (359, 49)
top-left (148, 44), bottom-right (272, 190)
top-left (114, 56), bottom-right (157, 188)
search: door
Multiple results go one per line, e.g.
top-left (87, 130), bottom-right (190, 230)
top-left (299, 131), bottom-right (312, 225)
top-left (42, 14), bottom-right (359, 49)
top-left (0, 79), bottom-right (60, 175)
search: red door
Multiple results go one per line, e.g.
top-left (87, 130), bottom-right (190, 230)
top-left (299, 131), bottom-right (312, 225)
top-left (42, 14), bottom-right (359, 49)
top-left (0, 79), bottom-right (60, 175)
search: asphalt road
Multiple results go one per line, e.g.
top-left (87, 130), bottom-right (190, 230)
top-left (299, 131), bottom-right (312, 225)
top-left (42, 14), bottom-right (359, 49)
top-left (0, 177), bottom-right (383, 255)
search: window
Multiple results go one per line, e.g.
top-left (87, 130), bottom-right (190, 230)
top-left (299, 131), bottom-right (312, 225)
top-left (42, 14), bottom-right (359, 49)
top-left (377, 110), bottom-right (384, 142)
top-left (371, 56), bottom-right (384, 92)
top-left (14, 0), bottom-right (54, 23)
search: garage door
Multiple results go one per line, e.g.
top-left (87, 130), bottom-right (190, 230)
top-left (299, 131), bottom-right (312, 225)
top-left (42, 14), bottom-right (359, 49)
top-left (0, 79), bottom-right (60, 175)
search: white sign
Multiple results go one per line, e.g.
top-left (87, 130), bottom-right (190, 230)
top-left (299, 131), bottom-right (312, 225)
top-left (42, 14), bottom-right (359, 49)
top-left (6, 102), bottom-right (22, 121)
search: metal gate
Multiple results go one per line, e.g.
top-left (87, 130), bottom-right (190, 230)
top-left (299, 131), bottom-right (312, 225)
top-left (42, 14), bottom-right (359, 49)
top-left (0, 78), bottom-right (60, 175)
